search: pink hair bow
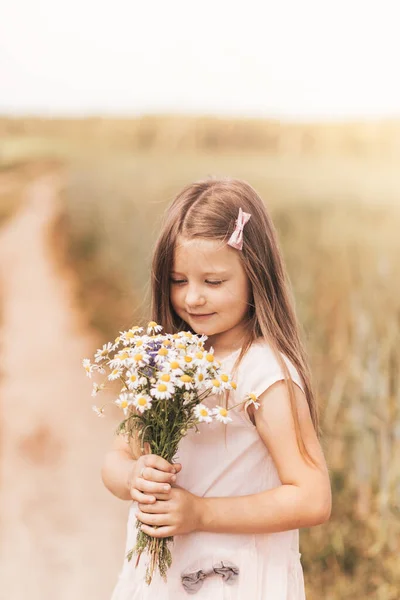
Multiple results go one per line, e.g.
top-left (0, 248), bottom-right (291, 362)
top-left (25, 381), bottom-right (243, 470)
top-left (227, 207), bottom-right (251, 250)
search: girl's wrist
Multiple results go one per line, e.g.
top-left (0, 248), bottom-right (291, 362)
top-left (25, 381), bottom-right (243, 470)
top-left (196, 496), bottom-right (212, 532)
top-left (125, 460), bottom-right (137, 495)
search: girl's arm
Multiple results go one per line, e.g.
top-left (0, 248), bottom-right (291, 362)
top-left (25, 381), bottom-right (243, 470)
top-left (101, 433), bottom-right (138, 500)
top-left (137, 381), bottom-right (332, 537)
top-left (101, 433), bottom-right (181, 502)
top-left (199, 380), bottom-right (332, 534)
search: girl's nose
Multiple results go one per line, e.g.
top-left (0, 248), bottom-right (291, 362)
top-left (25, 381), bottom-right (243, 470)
top-left (185, 285), bottom-right (206, 308)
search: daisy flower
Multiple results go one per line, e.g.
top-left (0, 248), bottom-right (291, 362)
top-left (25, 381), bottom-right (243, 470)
top-left (154, 346), bottom-right (172, 365)
top-left (115, 392), bottom-right (134, 416)
top-left (245, 392), bottom-right (260, 410)
top-left (176, 374), bottom-right (194, 390)
top-left (121, 327), bottom-right (143, 345)
top-left (92, 404), bottom-right (105, 418)
top-left (194, 404), bottom-right (213, 423)
top-left (162, 360), bottom-right (184, 377)
top-left (94, 342), bottom-right (113, 363)
top-left (213, 406), bottom-right (233, 424)
top-left (218, 373), bottom-right (233, 390)
top-left (82, 358), bottom-right (94, 378)
top-left (183, 391), bottom-right (195, 405)
top-left (147, 321), bottom-right (163, 335)
top-left (204, 351), bottom-right (215, 365)
top-left (131, 352), bottom-right (150, 368)
top-left (108, 366), bottom-right (123, 381)
top-left (151, 379), bottom-right (175, 400)
top-left (194, 371), bottom-right (206, 387)
top-left (125, 369), bottom-right (140, 390)
top-left (110, 349), bottom-right (133, 369)
top-left (133, 393), bottom-right (153, 413)
top-left (91, 382), bottom-right (105, 397)
top-left (207, 378), bottom-right (224, 395)
top-left (181, 354), bottom-right (195, 367)
top-left (112, 335), bottom-right (122, 350)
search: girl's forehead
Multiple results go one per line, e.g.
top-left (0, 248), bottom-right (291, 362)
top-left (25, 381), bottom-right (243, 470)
top-left (172, 236), bottom-right (240, 271)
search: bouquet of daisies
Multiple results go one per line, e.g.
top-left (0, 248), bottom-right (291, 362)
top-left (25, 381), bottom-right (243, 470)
top-left (83, 321), bottom-right (237, 584)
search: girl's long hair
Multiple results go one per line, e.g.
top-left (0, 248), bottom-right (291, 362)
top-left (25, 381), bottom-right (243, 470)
top-left (151, 177), bottom-right (320, 465)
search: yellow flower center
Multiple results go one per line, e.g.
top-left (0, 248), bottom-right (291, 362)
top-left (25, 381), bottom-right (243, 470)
top-left (163, 339), bottom-right (172, 346)
top-left (173, 334), bottom-right (179, 339)
top-left (200, 408), bottom-right (208, 417)
top-left (219, 408), bottom-right (228, 417)
top-left (231, 382), bottom-right (237, 390)
top-left (134, 353), bottom-right (143, 362)
top-left (184, 332), bottom-right (193, 338)
top-left (160, 374), bottom-right (170, 382)
top-left (206, 353), bottom-right (214, 363)
top-left (120, 400), bottom-right (128, 408)
top-left (137, 397), bottom-right (147, 406)
top-left (119, 351), bottom-right (129, 360)
top-left (148, 321), bottom-right (158, 328)
top-left (184, 356), bottom-right (193, 363)
top-left (177, 343), bottom-right (185, 349)
top-left (249, 393), bottom-right (257, 401)
top-left (158, 347), bottom-right (169, 356)
top-left (135, 340), bottom-right (143, 347)
top-left (85, 365), bottom-right (91, 372)
top-left (221, 374), bottom-right (229, 382)
top-left (157, 384), bottom-right (168, 392)
top-left (126, 331), bottom-right (135, 339)
top-left (112, 368), bottom-right (119, 376)
top-left (129, 374), bottom-right (137, 382)
top-left (212, 379), bottom-right (220, 387)
top-left (197, 373), bottom-right (204, 382)
top-left (170, 361), bottom-right (180, 369)
top-left (196, 351), bottom-right (204, 359)
top-left (180, 375), bottom-right (192, 383)
top-left (114, 336), bottom-right (120, 344)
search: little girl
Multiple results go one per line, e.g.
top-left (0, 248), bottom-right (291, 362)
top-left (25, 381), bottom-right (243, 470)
top-left (102, 178), bottom-right (332, 599)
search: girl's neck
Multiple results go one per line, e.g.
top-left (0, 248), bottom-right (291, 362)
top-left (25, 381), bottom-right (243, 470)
top-left (205, 328), bottom-right (249, 361)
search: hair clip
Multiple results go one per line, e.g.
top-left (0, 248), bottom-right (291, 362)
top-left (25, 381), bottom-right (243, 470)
top-left (227, 207), bottom-right (251, 250)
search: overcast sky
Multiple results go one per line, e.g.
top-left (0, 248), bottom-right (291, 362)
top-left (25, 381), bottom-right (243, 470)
top-left (1, 0), bottom-right (399, 120)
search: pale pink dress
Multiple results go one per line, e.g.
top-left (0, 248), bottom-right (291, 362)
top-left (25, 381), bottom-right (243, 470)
top-left (111, 339), bottom-right (306, 599)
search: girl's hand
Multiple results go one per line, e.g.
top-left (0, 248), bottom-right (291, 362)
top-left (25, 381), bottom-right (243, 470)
top-left (127, 454), bottom-right (182, 504)
top-left (136, 487), bottom-right (204, 538)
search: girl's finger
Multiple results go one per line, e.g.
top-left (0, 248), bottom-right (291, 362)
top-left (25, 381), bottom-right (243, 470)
top-left (136, 478), bottom-right (172, 496)
top-left (144, 455), bottom-right (181, 474)
top-left (138, 500), bottom-right (169, 514)
top-left (139, 524), bottom-right (175, 539)
top-left (136, 510), bottom-right (168, 527)
top-left (129, 488), bottom-right (156, 504)
top-left (148, 491), bottom-right (171, 502)
top-left (140, 466), bottom-right (177, 484)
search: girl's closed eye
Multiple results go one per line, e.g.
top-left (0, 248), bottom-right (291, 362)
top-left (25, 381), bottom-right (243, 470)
top-left (169, 279), bottom-right (225, 286)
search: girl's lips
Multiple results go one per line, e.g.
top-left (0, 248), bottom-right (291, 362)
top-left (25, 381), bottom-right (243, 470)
top-left (188, 313), bottom-right (215, 319)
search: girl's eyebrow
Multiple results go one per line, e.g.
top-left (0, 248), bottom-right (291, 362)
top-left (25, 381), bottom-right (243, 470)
top-left (170, 270), bottom-right (229, 276)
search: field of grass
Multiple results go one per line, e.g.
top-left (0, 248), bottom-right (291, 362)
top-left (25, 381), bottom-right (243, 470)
top-left (2, 116), bottom-right (400, 598)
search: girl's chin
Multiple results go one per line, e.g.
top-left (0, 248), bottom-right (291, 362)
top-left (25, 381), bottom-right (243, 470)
top-left (190, 323), bottom-right (218, 336)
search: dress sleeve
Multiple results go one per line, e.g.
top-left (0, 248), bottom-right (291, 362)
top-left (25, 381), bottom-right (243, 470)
top-left (234, 342), bottom-right (305, 425)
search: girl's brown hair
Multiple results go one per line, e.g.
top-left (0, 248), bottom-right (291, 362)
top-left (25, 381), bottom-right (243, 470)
top-left (151, 177), bottom-right (320, 465)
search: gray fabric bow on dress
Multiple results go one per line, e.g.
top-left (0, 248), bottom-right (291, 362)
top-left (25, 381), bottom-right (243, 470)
top-left (181, 561), bottom-right (239, 594)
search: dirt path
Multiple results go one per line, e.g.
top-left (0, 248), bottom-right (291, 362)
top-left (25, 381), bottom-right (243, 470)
top-left (0, 174), bottom-right (128, 600)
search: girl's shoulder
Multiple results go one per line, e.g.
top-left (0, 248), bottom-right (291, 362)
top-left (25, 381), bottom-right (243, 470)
top-left (229, 338), bottom-right (305, 400)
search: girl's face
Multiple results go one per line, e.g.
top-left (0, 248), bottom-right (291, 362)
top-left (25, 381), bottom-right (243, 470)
top-left (170, 236), bottom-right (251, 353)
